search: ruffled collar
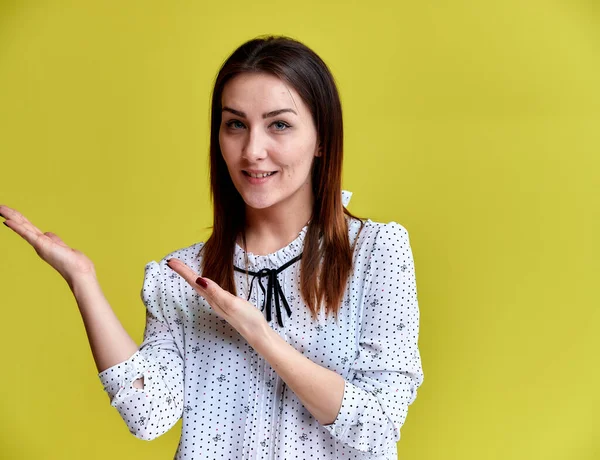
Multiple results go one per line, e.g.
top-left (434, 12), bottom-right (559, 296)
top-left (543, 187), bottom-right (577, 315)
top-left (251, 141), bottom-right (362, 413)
top-left (233, 224), bottom-right (307, 271)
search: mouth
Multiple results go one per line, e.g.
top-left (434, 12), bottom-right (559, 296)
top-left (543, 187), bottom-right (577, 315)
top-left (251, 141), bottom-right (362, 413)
top-left (242, 171), bottom-right (278, 178)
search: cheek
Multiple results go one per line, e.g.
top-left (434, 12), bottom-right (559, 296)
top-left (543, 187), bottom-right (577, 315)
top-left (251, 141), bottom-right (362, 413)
top-left (282, 156), bottom-right (313, 183)
top-left (284, 142), bottom-right (316, 172)
top-left (219, 135), bottom-right (236, 164)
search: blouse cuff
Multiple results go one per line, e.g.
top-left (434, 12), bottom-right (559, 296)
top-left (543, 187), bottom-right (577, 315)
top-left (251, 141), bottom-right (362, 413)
top-left (320, 378), bottom-right (360, 438)
top-left (98, 349), bottom-right (154, 406)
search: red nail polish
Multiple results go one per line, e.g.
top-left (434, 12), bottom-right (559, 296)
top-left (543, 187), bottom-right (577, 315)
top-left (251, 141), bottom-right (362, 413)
top-left (196, 277), bottom-right (208, 288)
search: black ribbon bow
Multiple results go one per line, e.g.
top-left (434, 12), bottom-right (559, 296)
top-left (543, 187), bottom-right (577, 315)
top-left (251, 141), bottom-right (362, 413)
top-left (234, 253), bottom-right (302, 327)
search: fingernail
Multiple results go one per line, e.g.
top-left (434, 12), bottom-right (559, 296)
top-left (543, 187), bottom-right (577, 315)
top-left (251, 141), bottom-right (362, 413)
top-left (195, 277), bottom-right (208, 288)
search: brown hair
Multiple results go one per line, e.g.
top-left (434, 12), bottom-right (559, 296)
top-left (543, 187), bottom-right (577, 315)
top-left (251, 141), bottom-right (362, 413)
top-left (200, 35), bottom-right (364, 321)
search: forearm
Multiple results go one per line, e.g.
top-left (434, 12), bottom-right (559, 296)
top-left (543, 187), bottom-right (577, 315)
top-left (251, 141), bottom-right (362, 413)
top-left (248, 325), bottom-right (345, 426)
top-left (70, 274), bottom-right (140, 383)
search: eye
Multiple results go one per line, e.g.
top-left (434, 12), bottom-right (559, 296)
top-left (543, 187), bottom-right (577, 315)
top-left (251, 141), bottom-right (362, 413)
top-left (225, 120), bottom-right (245, 130)
top-left (270, 121), bottom-right (291, 131)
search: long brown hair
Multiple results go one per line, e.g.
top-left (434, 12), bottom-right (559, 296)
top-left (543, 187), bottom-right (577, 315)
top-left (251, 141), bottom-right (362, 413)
top-left (200, 35), bottom-right (364, 321)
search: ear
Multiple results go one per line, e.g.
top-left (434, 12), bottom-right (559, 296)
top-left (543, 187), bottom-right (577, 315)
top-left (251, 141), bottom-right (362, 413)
top-left (315, 142), bottom-right (323, 157)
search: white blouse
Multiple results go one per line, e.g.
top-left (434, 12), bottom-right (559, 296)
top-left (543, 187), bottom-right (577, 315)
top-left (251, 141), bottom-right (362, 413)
top-left (98, 191), bottom-right (424, 459)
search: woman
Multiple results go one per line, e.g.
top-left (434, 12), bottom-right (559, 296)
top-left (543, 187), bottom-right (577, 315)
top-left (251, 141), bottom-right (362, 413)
top-left (0, 35), bottom-right (424, 459)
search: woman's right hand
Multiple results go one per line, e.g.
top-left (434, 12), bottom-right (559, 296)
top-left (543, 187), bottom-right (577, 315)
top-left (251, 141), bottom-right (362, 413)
top-left (1, 204), bottom-right (96, 287)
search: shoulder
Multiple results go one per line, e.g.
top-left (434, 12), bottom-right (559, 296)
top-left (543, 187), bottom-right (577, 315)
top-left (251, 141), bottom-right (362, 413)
top-left (140, 241), bottom-right (205, 308)
top-left (163, 241), bottom-right (206, 264)
top-left (348, 217), bottom-right (411, 256)
top-left (145, 241), bottom-right (206, 275)
top-left (345, 219), bottom-right (414, 297)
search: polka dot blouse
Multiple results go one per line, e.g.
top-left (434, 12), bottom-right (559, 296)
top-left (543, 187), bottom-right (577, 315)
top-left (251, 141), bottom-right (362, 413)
top-left (97, 191), bottom-right (424, 459)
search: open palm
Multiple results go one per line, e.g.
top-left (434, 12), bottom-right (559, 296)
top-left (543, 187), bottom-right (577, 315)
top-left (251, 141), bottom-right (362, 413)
top-left (1, 205), bottom-right (96, 285)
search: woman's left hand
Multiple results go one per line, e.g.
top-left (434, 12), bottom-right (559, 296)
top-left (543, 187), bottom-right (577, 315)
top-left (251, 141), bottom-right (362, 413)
top-left (166, 258), bottom-right (268, 342)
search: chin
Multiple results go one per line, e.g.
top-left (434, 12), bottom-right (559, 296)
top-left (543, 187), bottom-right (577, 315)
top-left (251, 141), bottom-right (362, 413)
top-left (240, 189), bottom-right (293, 211)
top-left (242, 197), bottom-right (278, 210)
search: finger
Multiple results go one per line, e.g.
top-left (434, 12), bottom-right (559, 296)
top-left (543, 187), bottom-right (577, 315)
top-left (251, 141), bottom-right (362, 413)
top-left (166, 259), bottom-right (228, 306)
top-left (194, 275), bottom-right (237, 306)
top-left (3, 217), bottom-right (50, 249)
top-left (166, 258), bottom-right (200, 287)
top-left (191, 275), bottom-right (239, 320)
top-left (0, 205), bottom-right (41, 233)
top-left (0, 206), bottom-right (45, 235)
top-left (0, 207), bottom-right (73, 261)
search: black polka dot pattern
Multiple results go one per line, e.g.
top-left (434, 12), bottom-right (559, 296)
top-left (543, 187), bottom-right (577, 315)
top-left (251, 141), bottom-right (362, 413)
top-left (98, 192), bottom-right (424, 459)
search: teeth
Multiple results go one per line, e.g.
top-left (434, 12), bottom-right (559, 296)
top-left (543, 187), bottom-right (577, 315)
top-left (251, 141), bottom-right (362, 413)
top-left (248, 171), bottom-right (275, 178)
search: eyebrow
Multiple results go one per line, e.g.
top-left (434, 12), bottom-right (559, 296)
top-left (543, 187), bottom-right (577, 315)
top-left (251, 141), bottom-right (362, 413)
top-left (222, 106), bottom-right (298, 119)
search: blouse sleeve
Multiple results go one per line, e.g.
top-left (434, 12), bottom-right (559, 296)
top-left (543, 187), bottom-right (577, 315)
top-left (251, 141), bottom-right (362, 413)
top-left (321, 222), bottom-right (424, 456)
top-left (97, 259), bottom-right (185, 441)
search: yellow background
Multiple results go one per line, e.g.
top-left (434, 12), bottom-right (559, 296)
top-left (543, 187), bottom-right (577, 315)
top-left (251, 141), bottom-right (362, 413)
top-left (1, 1), bottom-right (598, 459)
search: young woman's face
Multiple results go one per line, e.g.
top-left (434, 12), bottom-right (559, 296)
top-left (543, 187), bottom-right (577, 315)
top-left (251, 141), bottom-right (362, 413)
top-left (219, 72), bottom-right (320, 213)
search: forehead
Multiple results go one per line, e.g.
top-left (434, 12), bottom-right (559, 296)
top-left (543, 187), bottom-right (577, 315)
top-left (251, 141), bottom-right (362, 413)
top-left (221, 72), bottom-right (307, 115)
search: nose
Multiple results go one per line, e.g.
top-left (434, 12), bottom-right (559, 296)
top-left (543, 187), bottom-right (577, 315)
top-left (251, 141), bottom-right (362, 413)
top-left (242, 128), bottom-right (268, 162)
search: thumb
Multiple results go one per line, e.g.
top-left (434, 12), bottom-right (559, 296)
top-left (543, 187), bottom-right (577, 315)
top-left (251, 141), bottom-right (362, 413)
top-left (45, 232), bottom-right (69, 248)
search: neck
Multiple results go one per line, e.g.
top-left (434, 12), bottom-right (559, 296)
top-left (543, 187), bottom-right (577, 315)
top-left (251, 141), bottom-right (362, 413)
top-left (241, 190), bottom-right (314, 256)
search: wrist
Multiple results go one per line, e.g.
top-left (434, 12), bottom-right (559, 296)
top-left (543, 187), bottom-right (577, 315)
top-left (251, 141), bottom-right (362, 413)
top-left (68, 272), bottom-right (99, 297)
top-left (241, 319), bottom-right (274, 350)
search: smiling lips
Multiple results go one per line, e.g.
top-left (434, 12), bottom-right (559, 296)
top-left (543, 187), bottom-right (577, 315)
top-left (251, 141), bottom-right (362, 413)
top-left (242, 170), bottom-right (278, 184)
top-left (244, 171), bottom-right (277, 178)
